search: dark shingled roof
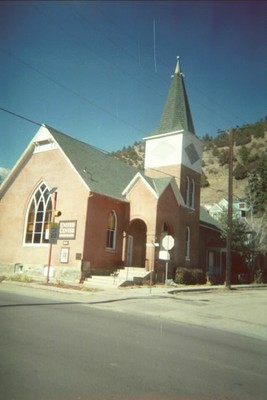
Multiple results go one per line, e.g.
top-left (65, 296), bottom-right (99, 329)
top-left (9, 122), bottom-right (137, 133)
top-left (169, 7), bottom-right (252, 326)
top-left (151, 58), bottom-right (195, 136)
top-left (199, 206), bottom-right (222, 232)
top-left (47, 126), bottom-right (140, 200)
top-left (47, 126), bottom-right (175, 201)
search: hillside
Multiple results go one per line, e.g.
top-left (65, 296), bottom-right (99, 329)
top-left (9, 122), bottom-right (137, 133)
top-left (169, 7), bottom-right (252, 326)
top-left (111, 120), bottom-right (267, 251)
top-left (1, 121), bottom-right (266, 252)
top-left (201, 125), bottom-right (267, 206)
top-left (111, 120), bottom-right (267, 207)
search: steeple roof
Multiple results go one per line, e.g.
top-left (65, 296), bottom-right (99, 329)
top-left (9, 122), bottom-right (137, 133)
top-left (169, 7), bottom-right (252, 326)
top-left (152, 57), bottom-right (195, 136)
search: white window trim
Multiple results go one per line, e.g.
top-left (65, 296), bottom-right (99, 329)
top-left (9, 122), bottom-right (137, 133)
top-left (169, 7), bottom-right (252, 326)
top-left (24, 183), bottom-right (53, 245)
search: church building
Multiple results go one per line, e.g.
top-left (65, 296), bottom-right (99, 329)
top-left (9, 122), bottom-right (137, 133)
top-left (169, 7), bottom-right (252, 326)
top-left (0, 58), bottom-right (219, 283)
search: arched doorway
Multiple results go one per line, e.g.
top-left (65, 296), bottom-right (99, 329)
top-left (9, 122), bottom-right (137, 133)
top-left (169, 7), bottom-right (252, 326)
top-left (126, 219), bottom-right (147, 267)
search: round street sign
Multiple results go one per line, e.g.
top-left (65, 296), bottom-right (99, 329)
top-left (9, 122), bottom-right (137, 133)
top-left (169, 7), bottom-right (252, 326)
top-left (162, 235), bottom-right (174, 250)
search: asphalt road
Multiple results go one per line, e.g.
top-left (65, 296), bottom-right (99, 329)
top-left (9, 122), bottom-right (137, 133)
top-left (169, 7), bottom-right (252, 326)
top-left (1, 284), bottom-right (267, 400)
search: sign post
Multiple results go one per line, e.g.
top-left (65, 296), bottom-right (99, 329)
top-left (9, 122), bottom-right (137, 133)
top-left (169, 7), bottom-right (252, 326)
top-left (46, 222), bottom-right (59, 283)
top-left (162, 235), bottom-right (174, 286)
top-left (49, 222), bottom-right (59, 245)
top-left (46, 188), bottom-right (61, 284)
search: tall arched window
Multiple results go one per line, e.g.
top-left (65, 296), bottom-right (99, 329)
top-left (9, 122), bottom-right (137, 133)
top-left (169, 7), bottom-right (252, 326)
top-left (185, 177), bottom-right (190, 206)
top-left (25, 183), bottom-right (52, 244)
top-left (190, 179), bottom-right (195, 209)
top-left (186, 226), bottom-right (190, 260)
top-left (106, 210), bottom-right (117, 249)
top-left (186, 177), bottom-right (195, 209)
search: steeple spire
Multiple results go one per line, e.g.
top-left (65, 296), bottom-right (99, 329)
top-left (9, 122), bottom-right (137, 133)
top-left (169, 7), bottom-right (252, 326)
top-left (152, 56), bottom-right (195, 136)
top-left (175, 55), bottom-right (181, 74)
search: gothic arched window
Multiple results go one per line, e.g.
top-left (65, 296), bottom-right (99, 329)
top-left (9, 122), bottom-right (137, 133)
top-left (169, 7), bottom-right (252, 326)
top-left (25, 183), bottom-right (52, 244)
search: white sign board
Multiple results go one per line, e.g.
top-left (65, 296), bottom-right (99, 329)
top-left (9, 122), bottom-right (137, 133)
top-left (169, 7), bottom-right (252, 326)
top-left (59, 220), bottom-right (77, 240)
top-left (162, 235), bottom-right (174, 250)
top-left (159, 250), bottom-right (170, 261)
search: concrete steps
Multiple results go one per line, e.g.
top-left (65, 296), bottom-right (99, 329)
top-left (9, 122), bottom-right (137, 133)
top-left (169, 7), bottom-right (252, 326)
top-left (84, 267), bottom-right (151, 289)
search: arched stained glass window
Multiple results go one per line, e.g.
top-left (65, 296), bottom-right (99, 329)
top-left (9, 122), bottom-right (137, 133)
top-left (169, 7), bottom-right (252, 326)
top-left (106, 210), bottom-right (117, 249)
top-left (25, 183), bottom-right (52, 244)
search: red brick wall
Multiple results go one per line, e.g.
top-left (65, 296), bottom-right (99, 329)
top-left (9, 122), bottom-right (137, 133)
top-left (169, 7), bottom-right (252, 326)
top-left (83, 193), bottom-right (129, 273)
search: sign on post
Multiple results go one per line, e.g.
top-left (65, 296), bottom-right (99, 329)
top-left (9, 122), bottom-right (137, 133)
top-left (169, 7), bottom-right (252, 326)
top-left (49, 222), bottom-right (59, 244)
top-left (162, 235), bottom-right (174, 251)
top-left (161, 235), bottom-right (174, 286)
top-left (159, 250), bottom-right (170, 260)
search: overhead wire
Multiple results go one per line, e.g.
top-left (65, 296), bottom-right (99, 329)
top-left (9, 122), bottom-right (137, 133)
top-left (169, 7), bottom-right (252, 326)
top-left (0, 107), bottom-right (42, 127)
top-left (3, 0), bottom-right (253, 145)
top-left (0, 3), bottom-right (258, 201)
top-left (87, 2), bottom-right (253, 129)
top-left (0, 47), bottom-right (146, 137)
top-left (56, 1), bottom-right (238, 135)
top-left (0, 105), bottom-right (245, 200)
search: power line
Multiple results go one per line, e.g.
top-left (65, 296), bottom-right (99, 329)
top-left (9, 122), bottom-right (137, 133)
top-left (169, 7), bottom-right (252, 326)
top-left (0, 47), bottom-right (146, 137)
top-left (3, 2), bottom-right (253, 146)
top-left (0, 107), bottom-right (42, 127)
top-left (34, 1), bottom-right (248, 136)
top-left (88, 2), bottom-right (253, 130)
top-left (1, 104), bottom-right (244, 201)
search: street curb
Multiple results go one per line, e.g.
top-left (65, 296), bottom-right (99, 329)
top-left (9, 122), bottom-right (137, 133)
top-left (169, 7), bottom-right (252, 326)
top-left (1, 280), bottom-right (267, 298)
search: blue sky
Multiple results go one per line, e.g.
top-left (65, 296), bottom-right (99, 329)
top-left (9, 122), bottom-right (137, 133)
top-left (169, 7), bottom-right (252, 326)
top-left (1, 1), bottom-right (267, 169)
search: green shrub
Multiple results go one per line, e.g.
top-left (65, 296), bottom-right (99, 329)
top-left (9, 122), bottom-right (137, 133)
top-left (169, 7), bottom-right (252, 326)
top-left (174, 268), bottom-right (206, 285)
top-left (233, 163), bottom-right (248, 180)
top-left (217, 149), bottom-right (229, 166)
top-left (190, 269), bottom-right (207, 284)
top-left (238, 146), bottom-right (250, 164)
top-left (253, 269), bottom-right (267, 284)
top-left (235, 131), bottom-right (251, 146)
top-left (201, 171), bottom-right (210, 188)
top-left (208, 274), bottom-right (224, 285)
top-left (8, 274), bottom-right (33, 283)
top-left (215, 132), bottom-right (229, 147)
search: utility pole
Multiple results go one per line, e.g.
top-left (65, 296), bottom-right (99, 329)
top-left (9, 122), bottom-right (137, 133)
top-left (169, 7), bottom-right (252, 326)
top-left (225, 128), bottom-right (234, 289)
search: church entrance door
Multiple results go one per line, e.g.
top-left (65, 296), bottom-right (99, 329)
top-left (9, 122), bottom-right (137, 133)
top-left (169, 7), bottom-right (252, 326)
top-left (127, 219), bottom-right (147, 267)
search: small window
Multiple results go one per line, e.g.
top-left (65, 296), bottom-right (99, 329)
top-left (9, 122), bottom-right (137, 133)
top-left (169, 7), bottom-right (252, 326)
top-left (186, 226), bottom-right (190, 260)
top-left (106, 211), bottom-right (117, 249)
top-left (25, 183), bottom-right (52, 244)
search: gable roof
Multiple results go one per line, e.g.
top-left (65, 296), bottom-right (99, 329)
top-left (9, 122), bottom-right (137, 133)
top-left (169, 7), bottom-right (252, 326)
top-left (0, 125), bottom-right (140, 201)
top-left (47, 126), bottom-right (140, 200)
top-left (122, 173), bottom-right (173, 198)
top-left (199, 206), bottom-right (222, 232)
top-left (122, 172), bottom-right (185, 206)
top-left (0, 123), bottom-right (188, 206)
top-left (150, 57), bottom-right (195, 137)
